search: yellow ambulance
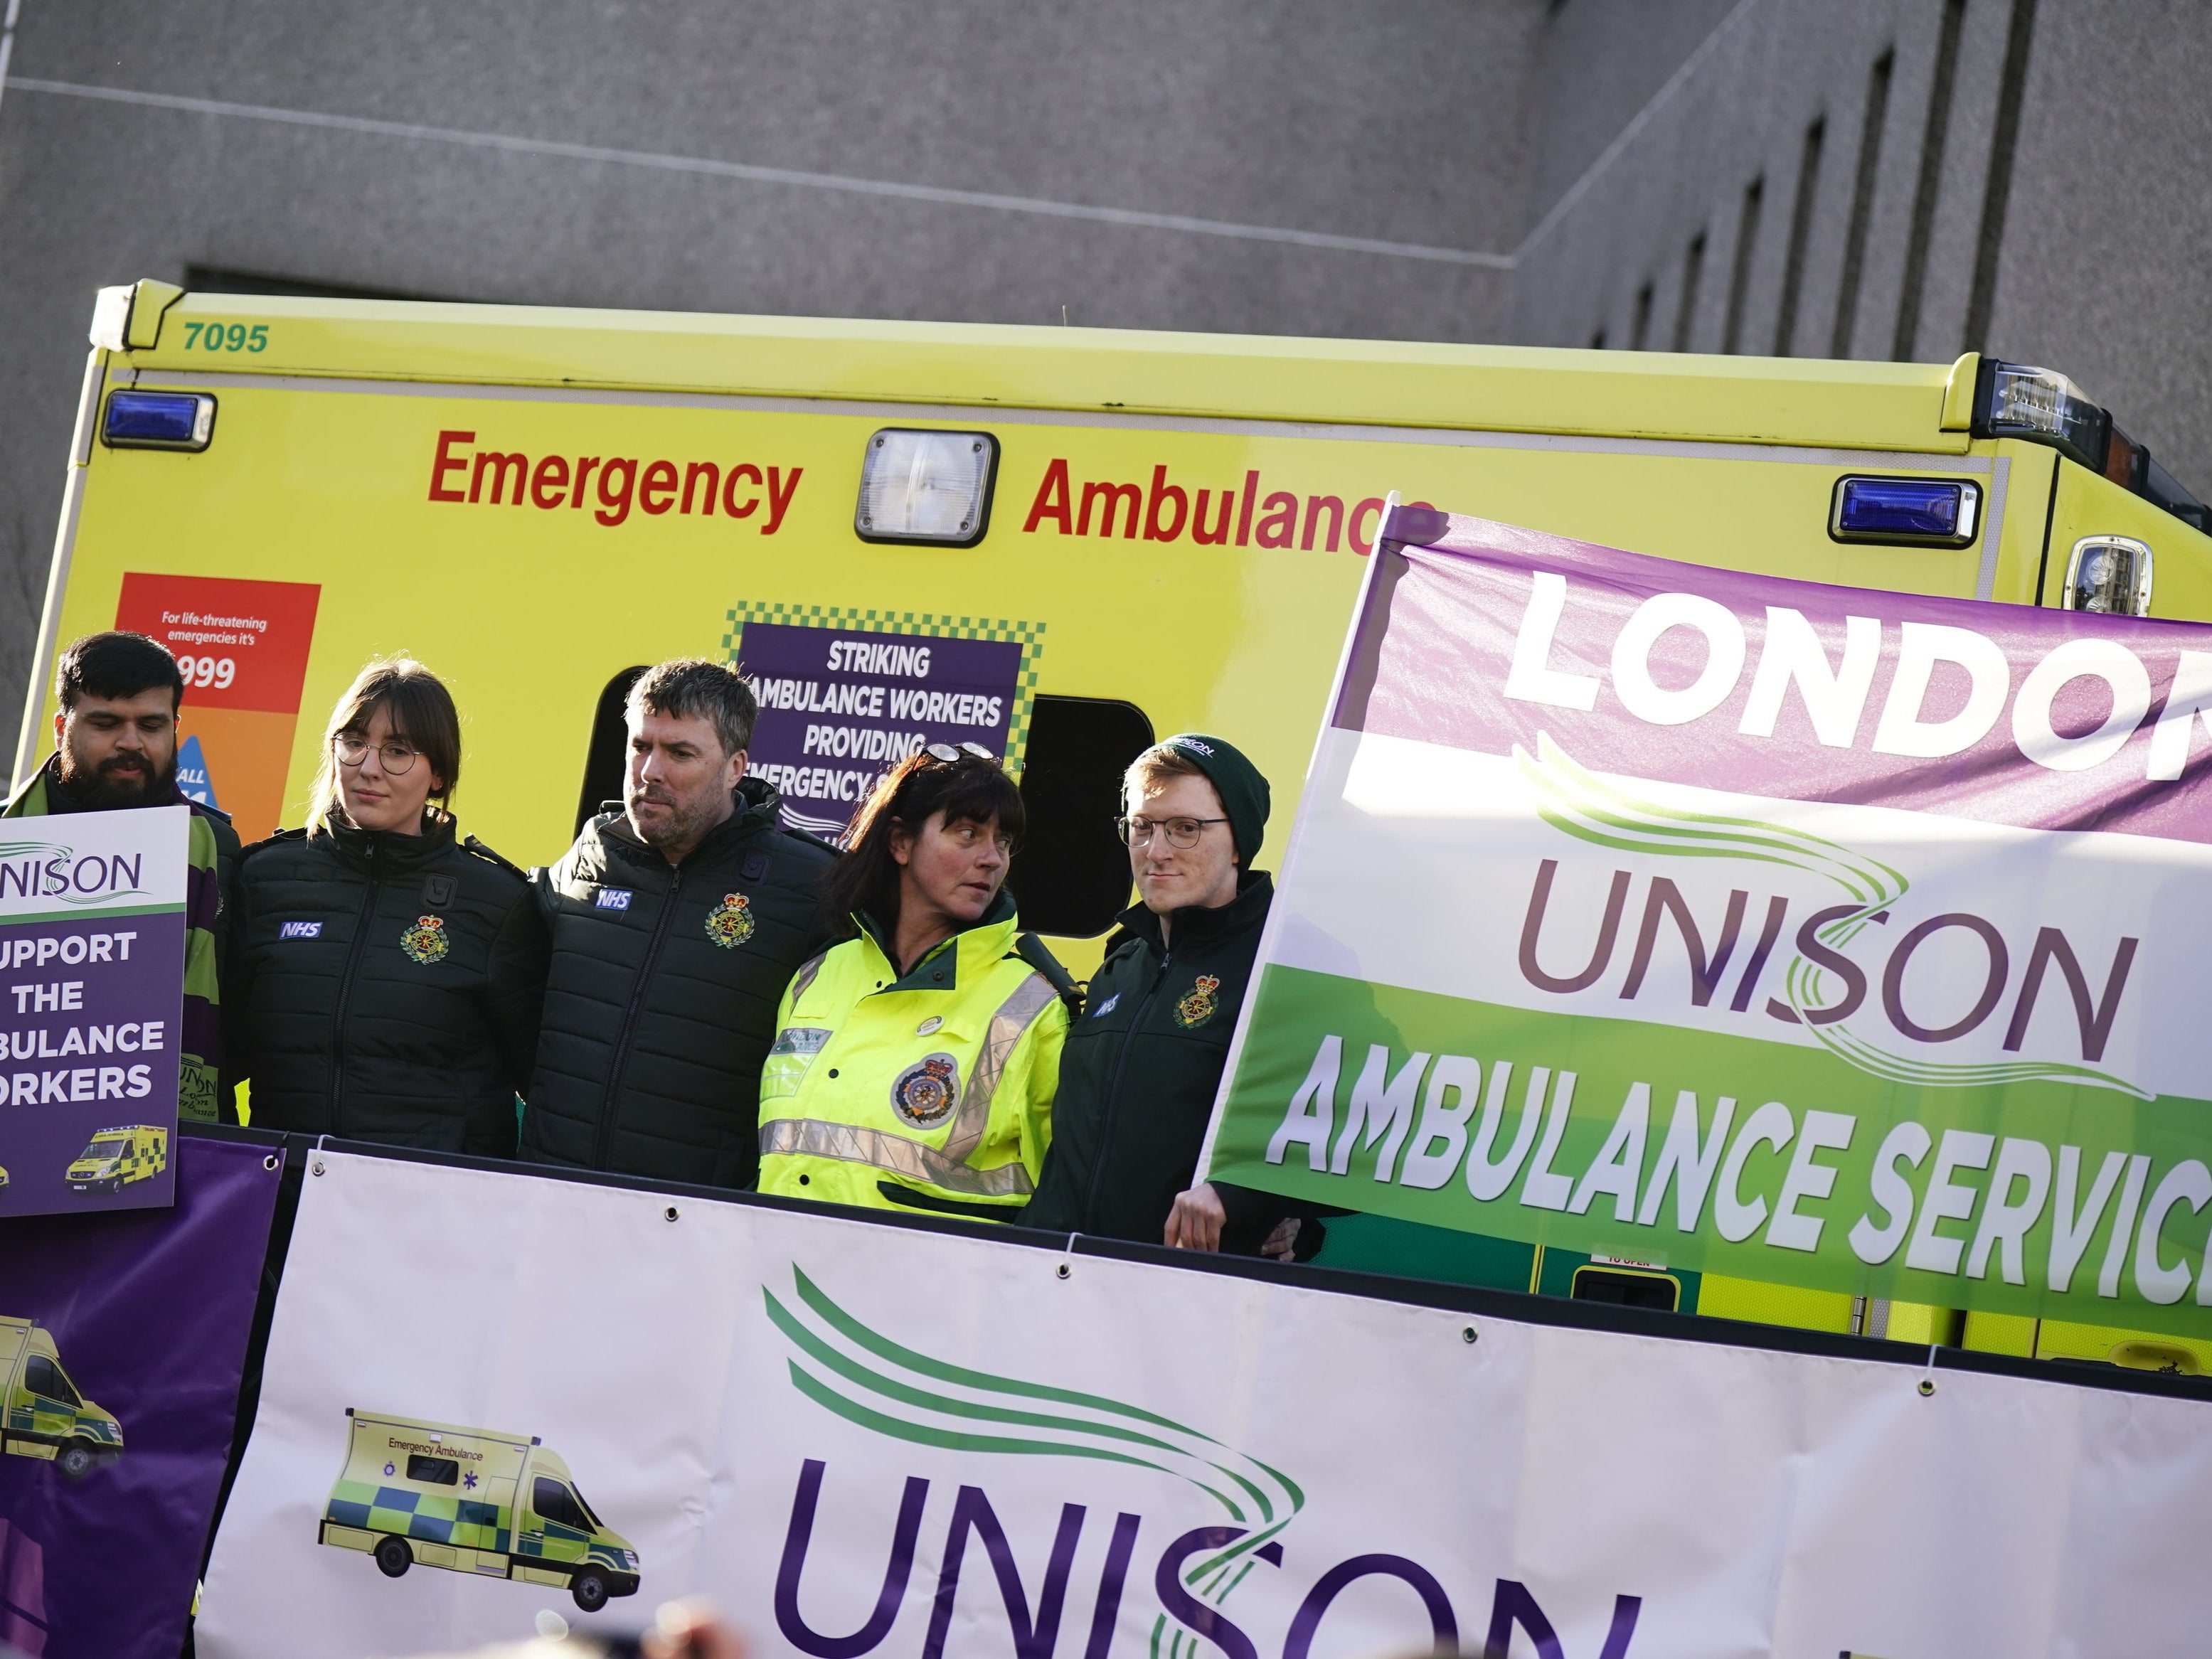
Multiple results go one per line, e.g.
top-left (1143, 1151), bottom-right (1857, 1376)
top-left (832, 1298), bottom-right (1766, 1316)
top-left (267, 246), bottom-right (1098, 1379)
top-left (65, 1123), bottom-right (169, 1194)
top-left (17, 279), bottom-right (2209, 1367)
top-left (319, 1408), bottom-right (639, 1612)
top-left (1, 1315), bottom-right (124, 1479)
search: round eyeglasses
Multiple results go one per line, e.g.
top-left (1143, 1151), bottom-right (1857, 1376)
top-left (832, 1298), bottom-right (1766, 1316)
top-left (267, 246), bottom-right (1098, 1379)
top-left (1119, 815), bottom-right (1229, 849)
top-left (334, 734), bottom-right (422, 774)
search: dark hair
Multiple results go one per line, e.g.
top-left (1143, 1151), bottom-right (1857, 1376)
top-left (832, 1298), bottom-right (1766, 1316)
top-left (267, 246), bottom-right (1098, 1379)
top-left (55, 631), bottom-right (184, 713)
top-left (628, 658), bottom-right (757, 755)
top-left (822, 751), bottom-right (1026, 930)
top-left (307, 657), bottom-right (463, 833)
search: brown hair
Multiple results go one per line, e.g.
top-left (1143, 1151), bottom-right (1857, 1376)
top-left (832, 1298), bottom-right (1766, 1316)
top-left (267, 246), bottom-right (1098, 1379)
top-left (1122, 741), bottom-right (1205, 810)
top-left (821, 750), bottom-right (1026, 933)
top-left (305, 657), bottom-right (462, 834)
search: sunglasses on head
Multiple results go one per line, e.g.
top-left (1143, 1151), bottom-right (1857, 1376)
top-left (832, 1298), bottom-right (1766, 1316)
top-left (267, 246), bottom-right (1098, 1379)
top-left (924, 742), bottom-right (998, 764)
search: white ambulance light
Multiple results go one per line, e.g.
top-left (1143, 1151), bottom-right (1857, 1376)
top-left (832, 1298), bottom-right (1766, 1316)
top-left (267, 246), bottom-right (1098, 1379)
top-left (1975, 361), bottom-right (2111, 471)
top-left (855, 429), bottom-right (999, 548)
top-left (2062, 534), bottom-right (2154, 617)
top-left (102, 390), bottom-right (216, 451)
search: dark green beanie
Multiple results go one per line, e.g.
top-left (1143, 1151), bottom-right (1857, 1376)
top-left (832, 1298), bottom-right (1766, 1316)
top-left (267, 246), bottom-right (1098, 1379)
top-left (1158, 732), bottom-right (1271, 865)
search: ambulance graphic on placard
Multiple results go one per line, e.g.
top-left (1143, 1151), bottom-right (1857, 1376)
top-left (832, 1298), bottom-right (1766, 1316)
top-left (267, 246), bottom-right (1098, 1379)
top-left (1, 1316), bottom-right (124, 1479)
top-left (319, 1409), bottom-right (641, 1612)
top-left (65, 1125), bottom-right (169, 1194)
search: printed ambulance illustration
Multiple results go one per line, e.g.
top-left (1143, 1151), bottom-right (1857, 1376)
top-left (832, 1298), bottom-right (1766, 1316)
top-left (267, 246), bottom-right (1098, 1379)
top-left (0, 1316), bottom-right (124, 1479)
top-left (320, 1409), bottom-right (641, 1612)
top-left (65, 1124), bottom-right (169, 1194)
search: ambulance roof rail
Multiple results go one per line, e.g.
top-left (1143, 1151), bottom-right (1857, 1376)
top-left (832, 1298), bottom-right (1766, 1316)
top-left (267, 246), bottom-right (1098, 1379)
top-left (115, 282), bottom-right (1963, 457)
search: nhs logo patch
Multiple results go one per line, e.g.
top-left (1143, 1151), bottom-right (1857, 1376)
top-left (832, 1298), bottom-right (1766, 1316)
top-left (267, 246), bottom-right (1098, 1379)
top-left (280, 921), bottom-right (323, 940)
top-left (1091, 992), bottom-right (1120, 1019)
top-left (595, 887), bottom-right (634, 911)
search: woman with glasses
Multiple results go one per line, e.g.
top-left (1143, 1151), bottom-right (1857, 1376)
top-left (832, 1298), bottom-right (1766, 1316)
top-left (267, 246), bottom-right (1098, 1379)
top-left (756, 742), bottom-right (1073, 1220)
top-left (222, 657), bottom-right (548, 1152)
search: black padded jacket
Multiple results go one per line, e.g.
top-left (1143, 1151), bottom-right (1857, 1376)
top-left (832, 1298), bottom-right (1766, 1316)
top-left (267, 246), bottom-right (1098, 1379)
top-left (517, 777), bottom-right (836, 1188)
top-left (223, 814), bottom-right (548, 1153)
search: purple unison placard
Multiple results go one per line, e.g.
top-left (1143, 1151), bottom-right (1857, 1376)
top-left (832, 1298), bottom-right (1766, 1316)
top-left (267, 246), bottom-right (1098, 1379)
top-left (736, 620), bottom-right (1024, 838)
top-left (0, 1131), bottom-right (282, 1659)
top-left (1, 808), bottom-right (188, 1218)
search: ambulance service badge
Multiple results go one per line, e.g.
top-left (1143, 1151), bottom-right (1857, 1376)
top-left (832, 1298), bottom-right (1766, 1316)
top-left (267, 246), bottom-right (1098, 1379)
top-left (399, 914), bottom-right (450, 966)
top-left (1176, 974), bottom-right (1222, 1028)
top-left (705, 892), bottom-right (755, 949)
top-left (891, 1052), bottom-right (960, 1129)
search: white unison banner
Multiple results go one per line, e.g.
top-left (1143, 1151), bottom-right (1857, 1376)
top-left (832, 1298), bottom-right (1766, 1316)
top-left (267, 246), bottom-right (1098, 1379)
top-left (197, 1151), bottom-right (2212, 1658)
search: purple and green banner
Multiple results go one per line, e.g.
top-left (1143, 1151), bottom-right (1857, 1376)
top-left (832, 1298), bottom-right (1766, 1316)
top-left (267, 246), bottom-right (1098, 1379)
top-left (1204, 508), bottom-right (2212, 1336)
top-left (1, 806), bottom-right (188, 1217)
top-left (0, 1131), bottom-right (282, 1657)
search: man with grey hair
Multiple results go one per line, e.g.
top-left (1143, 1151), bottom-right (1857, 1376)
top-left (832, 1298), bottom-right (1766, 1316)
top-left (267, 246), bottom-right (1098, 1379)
top-left (519, 658), bottom-right (836, 1186)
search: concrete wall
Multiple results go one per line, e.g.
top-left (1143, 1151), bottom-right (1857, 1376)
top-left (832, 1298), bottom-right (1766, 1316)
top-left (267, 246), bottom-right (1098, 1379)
top-left (3, 0), bottom-right (2208, 749)
top-left (1516, 0), bottom-right (2212, 496)
top-left (0, 0), bottom-right (1542, 742)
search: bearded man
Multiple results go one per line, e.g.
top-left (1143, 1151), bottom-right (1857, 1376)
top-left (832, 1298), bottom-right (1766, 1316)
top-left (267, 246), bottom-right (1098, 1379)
top-left (519, 658), bottom-right (835, 1186)
top-left (4, 631), bottom-right (240, 1121)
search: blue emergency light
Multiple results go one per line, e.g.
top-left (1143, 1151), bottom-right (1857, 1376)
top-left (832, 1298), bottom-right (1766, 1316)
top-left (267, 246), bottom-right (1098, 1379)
top-left (102, 390), bottom-right (216, 452)
top-left (1829, 475), bottom-right (1978, 547)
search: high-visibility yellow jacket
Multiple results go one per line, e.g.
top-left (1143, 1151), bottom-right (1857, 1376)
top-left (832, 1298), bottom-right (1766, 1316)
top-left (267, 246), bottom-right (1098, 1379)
top-left (756, 899), bottom-right (1068, 1220)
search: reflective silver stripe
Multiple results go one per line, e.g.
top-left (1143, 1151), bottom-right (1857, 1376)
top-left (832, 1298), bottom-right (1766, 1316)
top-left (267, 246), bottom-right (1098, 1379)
top-left (785, 949), bottom-right (829, 1008)
top-left (940, 971), bottom-right (1058, 1170)
top-left (759, 965), bottom-right (1058, 1197)
top-left (759, 1116), bottom-right (1033, 1198)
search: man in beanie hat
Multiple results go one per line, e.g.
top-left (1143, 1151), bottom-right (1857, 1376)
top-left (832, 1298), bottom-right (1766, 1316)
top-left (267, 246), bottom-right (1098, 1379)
top-left (1024, 734), bottom-right (1318, 1256)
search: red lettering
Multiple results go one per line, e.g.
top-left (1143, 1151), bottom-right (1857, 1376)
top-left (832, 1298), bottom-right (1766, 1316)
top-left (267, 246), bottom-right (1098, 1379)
top-left (1236, 469), bottom-right (1260, 546)
top-left (427, 430), bottom-right (474, 502)
top-left (469, 450), bottom-right (528, 506)
top-left (1349, 496), bottom-right (1386, 555)
top-left (595, 457), bottom-right (638, 527)
top-left (682, 461), bottom-right (721, 516)
top-left (1144, 465), bottom-right (1189, 542)
top-left (1079, 479), bottom-right (1142, 538)
top-left (531, 454), bottom-right (570, 509)
top-left (764, 466), bottom-right (803, 535)
top-left (1255, 491), bottom-right (1298, 549)
top-left (723, 462), bottom-right (762, 518)
top-left (1300, 494), bottom-right (1344, 553)
top-left (570, 457), bottom-right (601, 507)
top-left (1192, 487), bottom-right (1233, 545)
top-left (639, 459), bottom-right (679, 516)
top-left (1023, 459), bottom-right (1073, 534)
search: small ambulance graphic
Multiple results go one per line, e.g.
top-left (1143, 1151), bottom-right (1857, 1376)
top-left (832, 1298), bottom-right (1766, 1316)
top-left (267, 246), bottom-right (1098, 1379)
top-left (0, 1316), bottom-right (124, 1480)
top-left (320, 1409), bottom-right (642, 1612)
top-left (65, 1125), bottom-right (169, 1194)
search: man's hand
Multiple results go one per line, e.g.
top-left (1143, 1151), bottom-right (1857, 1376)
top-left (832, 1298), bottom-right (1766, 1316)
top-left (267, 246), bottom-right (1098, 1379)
top-left (1164, 1183), bottom-right (1228, 1251)
top-left (1259, 1217), bottom-right (1302, 1260)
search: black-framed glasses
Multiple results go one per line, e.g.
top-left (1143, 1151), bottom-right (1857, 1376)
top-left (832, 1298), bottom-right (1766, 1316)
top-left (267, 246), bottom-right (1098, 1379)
top-left (925, 742), bottom-right (998, 764)
top-left (334, 733), bottom-right (422, 774)
top-left (1119, 815), bottom-right (1228, 849)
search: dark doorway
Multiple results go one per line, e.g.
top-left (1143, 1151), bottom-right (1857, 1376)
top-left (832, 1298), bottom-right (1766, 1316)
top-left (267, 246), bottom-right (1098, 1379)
top-left (1009, 695), bottom-right (1155, 939)
top-left (575, 668), bottom-right (647, 836)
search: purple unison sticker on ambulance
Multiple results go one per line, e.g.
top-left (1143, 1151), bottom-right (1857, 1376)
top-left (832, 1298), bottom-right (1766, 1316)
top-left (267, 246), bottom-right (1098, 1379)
top-left (736, 621), bottom-right (1023, 838)
top-left (0, 805), bottom-right (188, 1217)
